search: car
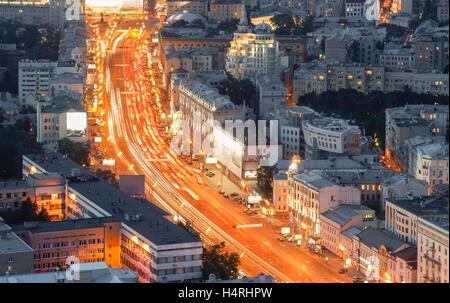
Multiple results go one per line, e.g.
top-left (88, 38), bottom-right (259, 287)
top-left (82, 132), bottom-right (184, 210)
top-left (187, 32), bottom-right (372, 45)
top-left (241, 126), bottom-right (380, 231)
top-left (230, 192), bottom-right (239, 197)
top-left (278, 236), bottom-right (286, 241)
top-left (338, 268), bottom-right (347, 274)
top-left (352, 276), bottom-right (363, 283)
top-left (219, 190), bottom-right (225, 195)
top-left (223, 194), bottom-right (229, 198)
top-left (232, 196), bottom-right (241, 201)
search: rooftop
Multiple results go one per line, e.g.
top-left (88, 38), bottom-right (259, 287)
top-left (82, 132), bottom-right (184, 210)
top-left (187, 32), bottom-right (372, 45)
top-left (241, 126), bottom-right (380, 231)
top-left (39, 95), bottom-right (84, 114)
top-left (321, 204), bottom-right (373, 227)
top-left (355, 227), bottom-right (407, 252)
top-left (0, 219), bottom-right (33, 256)
top-left (303, 117), bottom-right (360, 133)
top-left (0, 179), bottom-right (30, 191)
top-left (419, 214), bottom-right (449, 233)
top-left (23, 153), bottom-right (202, 247)
top-left (11, 217), bottom-right (118, 234)
top-left (182, 82), bottom-right (238, 111)
top-left (387, 196), bottom-right (449, 218)
top-left (341, 225), bottom-right (363, 241)
top-left (292, 170), bottom-right (335, 190)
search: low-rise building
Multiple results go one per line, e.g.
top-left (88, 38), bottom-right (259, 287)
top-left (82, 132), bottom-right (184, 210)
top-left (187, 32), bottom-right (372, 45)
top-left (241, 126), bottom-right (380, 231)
top-left (352, 227), bottom-right (410, 281)
top-left (402, 136), bottom-right (449, 193)
top-left (165, 0), bottom-right (208, 17)
top-left (381, 173), bottom-right (428, 212)
top-left (417, 215), bottom-right (449, 283)
top-left (0, 262), bottom-right (139, 283)
top-left (385, 196), bottom-right (449, 245)
top-left (0, 180), bottom-right (33, 211)
top-left (255, 74), bottom-right (287, 120)
top-left (320, 204), bottom-right (374, 257)
top-left (302, 117), bottom-right (362, 160)
top-left (387, 246), bottom-right (417, 283)
top-left (0, 218), bottom-right (34, 276)
top-left (209, 0), bottom-right (244, 22)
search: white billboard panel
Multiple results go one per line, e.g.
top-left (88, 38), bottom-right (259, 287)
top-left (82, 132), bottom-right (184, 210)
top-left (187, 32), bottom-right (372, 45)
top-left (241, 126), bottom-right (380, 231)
top-left (66, 112), bottom-right (87, 137)
top-left (213, 126), bottom-right (244, 178)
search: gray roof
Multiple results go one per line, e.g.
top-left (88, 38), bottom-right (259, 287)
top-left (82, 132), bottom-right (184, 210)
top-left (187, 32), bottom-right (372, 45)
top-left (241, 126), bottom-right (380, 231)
top-left (292, 171), bottom-right (335, 190)
top-left (321, 204), bottom-right (373, 227)
top-left (273, 173), bottom-right (288, 181)
top-left (355, 227), bottom-right (408, 252)
top-left (0, 220), bottom-right (33, 255)
top-left (388, 196), bottom-right (449, 217)
top-left (341, 226), bottom-right (363, 241)
top-left (24, 153), bottom-right (202, 246)
top-left (420, 215), bottom-right (449, 233)
top-left (11, 217), bottom-right (117, 234)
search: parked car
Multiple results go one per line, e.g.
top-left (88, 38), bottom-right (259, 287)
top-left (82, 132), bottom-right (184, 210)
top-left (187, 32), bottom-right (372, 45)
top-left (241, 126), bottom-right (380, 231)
top-left (223, 194), bottom-right (229, 198)
top-left (278, 236), bottom-right (286, 241)
top-left (338, 268), bottom-right (347, 274)
top-left (230, 192), bottom-right (239, 197)
top-left (352, 276), bottom-right (363, 283)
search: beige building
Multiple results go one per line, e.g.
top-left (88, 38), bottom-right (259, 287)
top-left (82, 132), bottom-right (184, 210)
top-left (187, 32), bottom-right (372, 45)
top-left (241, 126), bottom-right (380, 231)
top-left (209, 0), bottom-right (243, 22)
top-left (387, 246), bottom-right (417, 283)
top-left (384, 72), bottom-right (449, 96)
top-left (165, 0), bottom-right (208, 17)
top-left (273, 173), bottom-right (289, 213)
top-left (417, 215), bottom-right (449, 283)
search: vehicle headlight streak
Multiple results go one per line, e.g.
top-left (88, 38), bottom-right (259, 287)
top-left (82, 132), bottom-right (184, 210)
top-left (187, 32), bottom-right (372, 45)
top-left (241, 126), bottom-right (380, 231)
top-left (104, 28), bottom-right (293, 283)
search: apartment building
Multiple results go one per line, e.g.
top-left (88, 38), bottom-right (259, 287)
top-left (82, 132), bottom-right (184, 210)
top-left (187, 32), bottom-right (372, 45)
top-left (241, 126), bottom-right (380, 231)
top-left (276, 106), bottom-right (318, 159)
top-left (255, 74), bottom-right (287, 120)
top-left (344, 0), bottom-right (365, 17)
top-left (18, 59), bottom-right (58, 107)
top-left (0, 0), bottom-right (65, 30)
top-left (413, 36), bottom-right (445, 73)
top-left (0, 218), bottom-right (34, 276)
top-left (12, 218), bottom-right (122, 273)
top-left (402, 136), bottom-right (449, 193)
top-left (417, 215), bottom-right (449, 283)
top-left (287, 170), bottom-right (361, 240)
top-left (165, 0), bottom-right (208, 17)
top-left (0, 180), bottom-right (33, 211)
top-left (22, 153), bottom-right (204, 283)
top-left (209, 0), bottom-right (244, 22)
top-left (384, 71), bottom-right (449, 95)
top-left (273, 173), bottom-right (289, 213)
top-left (302, 117), bottom-right (362, 160)
top-left (385, 196), bottom-right (449, 245)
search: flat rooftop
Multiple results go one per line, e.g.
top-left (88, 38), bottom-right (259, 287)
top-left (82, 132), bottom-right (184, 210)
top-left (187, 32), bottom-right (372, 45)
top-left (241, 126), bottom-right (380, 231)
top-left (24, 153), bottom-right (202, 246)
top-left (0, 220), bottom-right (33, 255)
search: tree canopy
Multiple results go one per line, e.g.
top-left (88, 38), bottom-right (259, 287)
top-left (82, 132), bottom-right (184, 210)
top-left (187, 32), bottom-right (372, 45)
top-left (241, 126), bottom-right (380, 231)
top-left (0, 197), bottom-right (51, 224)
top-left (257, 165), bottom-right (278, 200)
top-left (58, 138), bottom-right (91, 167)
top-left (216, 74), bottom-right (258, 115)
top-left (297, 89), bottom-right (449, 148)
top-left (202, 242), bottom-right (241, 280)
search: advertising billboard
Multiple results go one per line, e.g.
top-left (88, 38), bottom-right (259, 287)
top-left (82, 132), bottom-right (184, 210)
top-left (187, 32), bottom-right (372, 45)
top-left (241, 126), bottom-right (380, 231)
top-left (66, 112), bottom-right (87, 137)
top-left (213, 126), bottom-right (244, 179)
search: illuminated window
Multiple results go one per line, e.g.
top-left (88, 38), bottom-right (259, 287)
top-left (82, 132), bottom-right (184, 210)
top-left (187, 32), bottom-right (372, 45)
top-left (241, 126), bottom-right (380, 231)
top-left (366, 70), bottom-right (372, 75)
top-left (362, 185), bottom-right (365, 190)
top-left (347, 75), bottom-right (353, 80)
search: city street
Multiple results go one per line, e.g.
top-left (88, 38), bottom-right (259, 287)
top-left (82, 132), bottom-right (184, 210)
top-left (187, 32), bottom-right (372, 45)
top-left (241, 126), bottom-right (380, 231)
top-left (88, 12), bottom-right (352, 283)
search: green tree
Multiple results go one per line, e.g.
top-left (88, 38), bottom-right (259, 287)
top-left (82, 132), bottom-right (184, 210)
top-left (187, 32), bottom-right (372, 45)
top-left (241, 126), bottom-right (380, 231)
top-left (216, 74), bottom-right (258, 114)
top-left (0, 197), bottom-right (50, 224)
top-left (257, 165), bottom-right (277, 200)
top-left (202, 242), bottom-right (241, 280)
top-left (58, 138), bottom-right (90, 167)
top-left (270, 14), bottom-right (296, 35)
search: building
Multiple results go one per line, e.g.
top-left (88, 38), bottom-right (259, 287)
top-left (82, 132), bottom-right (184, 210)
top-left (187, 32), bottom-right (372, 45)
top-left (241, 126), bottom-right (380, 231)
top-left (36, 95), bottom-right (87, 146)
top-left (402, 136), bottom-right (449, 193)
top-left (378, 44), bottom-right (415, 72)
top-left (178, 82), bottom-right (246, 137)
top-left (385, 196), bottom-right (449, 245)
top-left (165, 0), bottom-right (208, 17)
top-left (352, 227), bottom-right (410, 281)
top-left (287, 170), bottom-right (361, 240)
top-left (22, 153), bottom-right (204, 283)
top-left (275, 106), bottom-right (318, 159)
top-left (226, 7), bottom-right (279, 82)
top-left (0, 218), bottom-right (34, 276)
top-left (12, 218), bottom-right (121, 273)
top-left (209, 0), bottom-right (244, 22)
top-left (320, 204), bottom-right (374, 257)
top-left (0, 262), bottom-right (139, 283)
top-left (49, 73), bottom-right (85, 101)
top-left (381, 173), bottom-right (428, 212)
top-left (437, 3), bottom-right (449, 23)
top-left (344, 0), bottom-right (365, 17)
top-left (0, 0), bottom-right (65, 30)
top-left (26, 172), bottom-right (66, 221)
top-left (18, 59), bottom-right (58, 107)
top-left (385, 105), bottom-right (449, 170)
top-left (0, 180), bottom-right (34, 211)
top-left (273, 173), bottom-right (289, 213)
top-left (255, 74), bottom-right (287, 120)
top-left (293, 61), bottom-right (385, 100)
top-left (387, 246), bottom-right (417, 283)
top-left (413, 36), bottom-right (445, 73)
top-left (417, 215), bottom-right (449, 283)
top-left (302, 117), bottom-right (362, 160)
top-left (163, 46), bottom-right (223, 86)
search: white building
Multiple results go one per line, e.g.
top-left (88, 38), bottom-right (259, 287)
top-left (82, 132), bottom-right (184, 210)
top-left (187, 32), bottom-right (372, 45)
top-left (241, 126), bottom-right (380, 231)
top-left (302, 117), bottom-right (362, 160)
top-left (0, 0), bottom-right (66, 30)
top-left (402, 136), bottom-right (449, 194)
top-left (18, 59), bottom-right (58, 107)
top-left (287, 169), bottom-right (361, 239)
top-left (255, 74), bottom-right (287, 120)
top-left (417, 215), bottom-right (449, 283)
top-left (379, 47), bottom-right (415, 72)
top-left (226, 6), bottom-right (279, 82)
top-left (381, 173), bottom-right (428, 212)
top-left (385, 196), bottom-right (449, 245)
